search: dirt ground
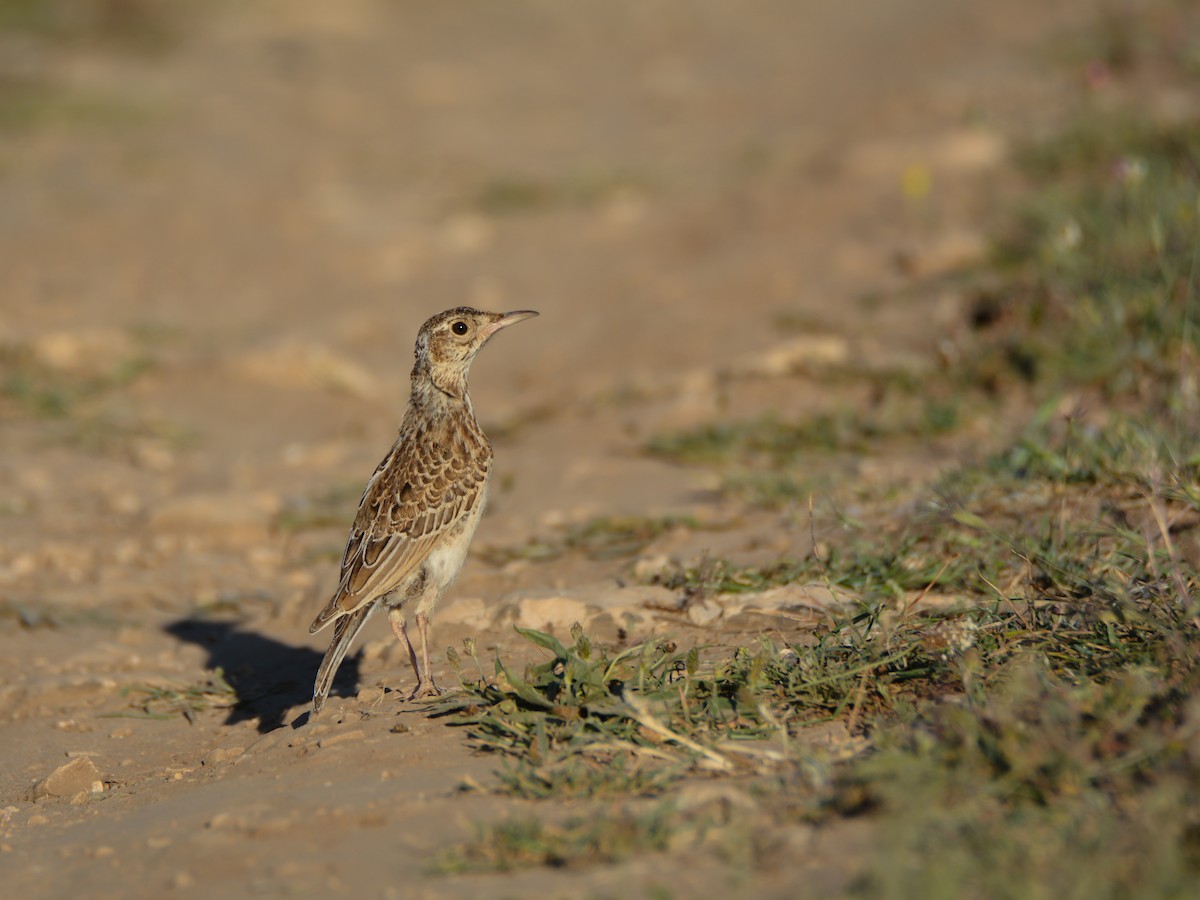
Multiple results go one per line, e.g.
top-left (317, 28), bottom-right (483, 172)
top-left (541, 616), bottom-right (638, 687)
top-left (1, 0), bottom-right (1110, 895)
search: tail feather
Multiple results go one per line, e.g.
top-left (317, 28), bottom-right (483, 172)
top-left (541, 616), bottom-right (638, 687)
top-left (312, 604), bottom-right (375, 715)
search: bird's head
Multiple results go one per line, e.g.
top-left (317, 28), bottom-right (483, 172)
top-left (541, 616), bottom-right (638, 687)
top-left (413, 307), bottom-right (539, 399)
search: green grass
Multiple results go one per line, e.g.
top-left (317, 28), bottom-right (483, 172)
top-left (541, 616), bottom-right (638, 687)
top-left (433, 804), bottom-right (679, 874)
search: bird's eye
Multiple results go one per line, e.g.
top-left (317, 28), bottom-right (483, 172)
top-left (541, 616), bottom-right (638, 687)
top-left (451, 321), bottom-right (469, 335)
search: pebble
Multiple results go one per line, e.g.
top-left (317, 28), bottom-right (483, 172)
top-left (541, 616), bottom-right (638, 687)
top-left (30, 758), bottom-right (104, 801)
top-left (686, 598), bottom-right (723, 626)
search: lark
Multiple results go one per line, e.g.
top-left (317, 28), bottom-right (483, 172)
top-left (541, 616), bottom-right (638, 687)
top-left (309, 307), bottom-right (538, 715)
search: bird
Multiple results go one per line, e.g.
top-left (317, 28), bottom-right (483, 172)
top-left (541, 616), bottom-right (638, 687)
top-left (308, 306), bottom-right (538, 715)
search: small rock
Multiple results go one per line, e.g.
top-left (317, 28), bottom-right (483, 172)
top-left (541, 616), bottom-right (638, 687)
top-left (686, 599), bottom-right (723, 627)
top-left (31, 757), bottom-right (104, 801)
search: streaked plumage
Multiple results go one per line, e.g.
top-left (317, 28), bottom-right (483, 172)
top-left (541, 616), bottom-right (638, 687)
top-left (309, 307), bottom-right (538, 714)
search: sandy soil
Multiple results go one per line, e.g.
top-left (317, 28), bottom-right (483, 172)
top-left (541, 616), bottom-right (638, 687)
top-left (1, 1), bottom-right (1103, 895)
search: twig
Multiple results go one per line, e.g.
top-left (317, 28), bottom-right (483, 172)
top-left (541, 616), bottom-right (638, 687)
top-left (845, 671), bottom-right (870, 735)
top-left (900, 557), bottom-right (954, 618)
top-left (622, 692), bottom-right (735, 772)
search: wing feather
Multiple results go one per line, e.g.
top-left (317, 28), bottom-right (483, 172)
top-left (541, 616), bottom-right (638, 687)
top-left (309, 419), bottom-right (490, 634)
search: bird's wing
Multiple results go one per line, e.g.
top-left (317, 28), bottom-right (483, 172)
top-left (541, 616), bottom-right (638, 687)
top-left (308, 425), bottom-right (490, 633)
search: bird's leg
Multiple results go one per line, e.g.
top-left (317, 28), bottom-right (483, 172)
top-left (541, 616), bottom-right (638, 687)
top-left (410, 610), bottom-right (442, 699)
top-left (387, 607), bottom-right (422, 686)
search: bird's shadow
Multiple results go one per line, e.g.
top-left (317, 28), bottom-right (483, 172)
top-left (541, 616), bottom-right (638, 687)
top-left (164, 618), bottom-right (362, 733)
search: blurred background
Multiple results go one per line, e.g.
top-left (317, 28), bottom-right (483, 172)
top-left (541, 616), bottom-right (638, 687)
top-left (0, 0), bottom-right (1094, 530)
top-left (6, 0), bottom-right (1189, 639)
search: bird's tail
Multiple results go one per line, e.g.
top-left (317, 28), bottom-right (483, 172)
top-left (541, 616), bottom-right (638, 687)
top-left (312, 604), bottom-right (374, 716)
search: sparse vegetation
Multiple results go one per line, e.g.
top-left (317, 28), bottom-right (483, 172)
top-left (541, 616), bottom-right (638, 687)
top-left (434, 12), bottom-right (1200, 883)
top-left (439, 418), bottom-right (1200, 870)
top-left (108, 670), bottom-right (238, 722)
top-left (0, 341), bottom-right (154, 418)
top-left (0, 341), bottom-right (192, 454)
top-left (974, 111), bottom-right (1200, 406)
top-left (433, 804), bottom-right (679, 874)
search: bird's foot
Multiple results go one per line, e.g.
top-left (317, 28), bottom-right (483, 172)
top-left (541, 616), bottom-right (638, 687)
top-left (407, 679), bottom-right (442, 700)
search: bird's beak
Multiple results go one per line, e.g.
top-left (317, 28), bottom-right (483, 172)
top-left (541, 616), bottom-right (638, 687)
top-left (480, 309), bottom-right (539, 339)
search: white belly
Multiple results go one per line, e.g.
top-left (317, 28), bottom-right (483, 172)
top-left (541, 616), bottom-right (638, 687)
top-left (412, 484), bottom-right (487, 618)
